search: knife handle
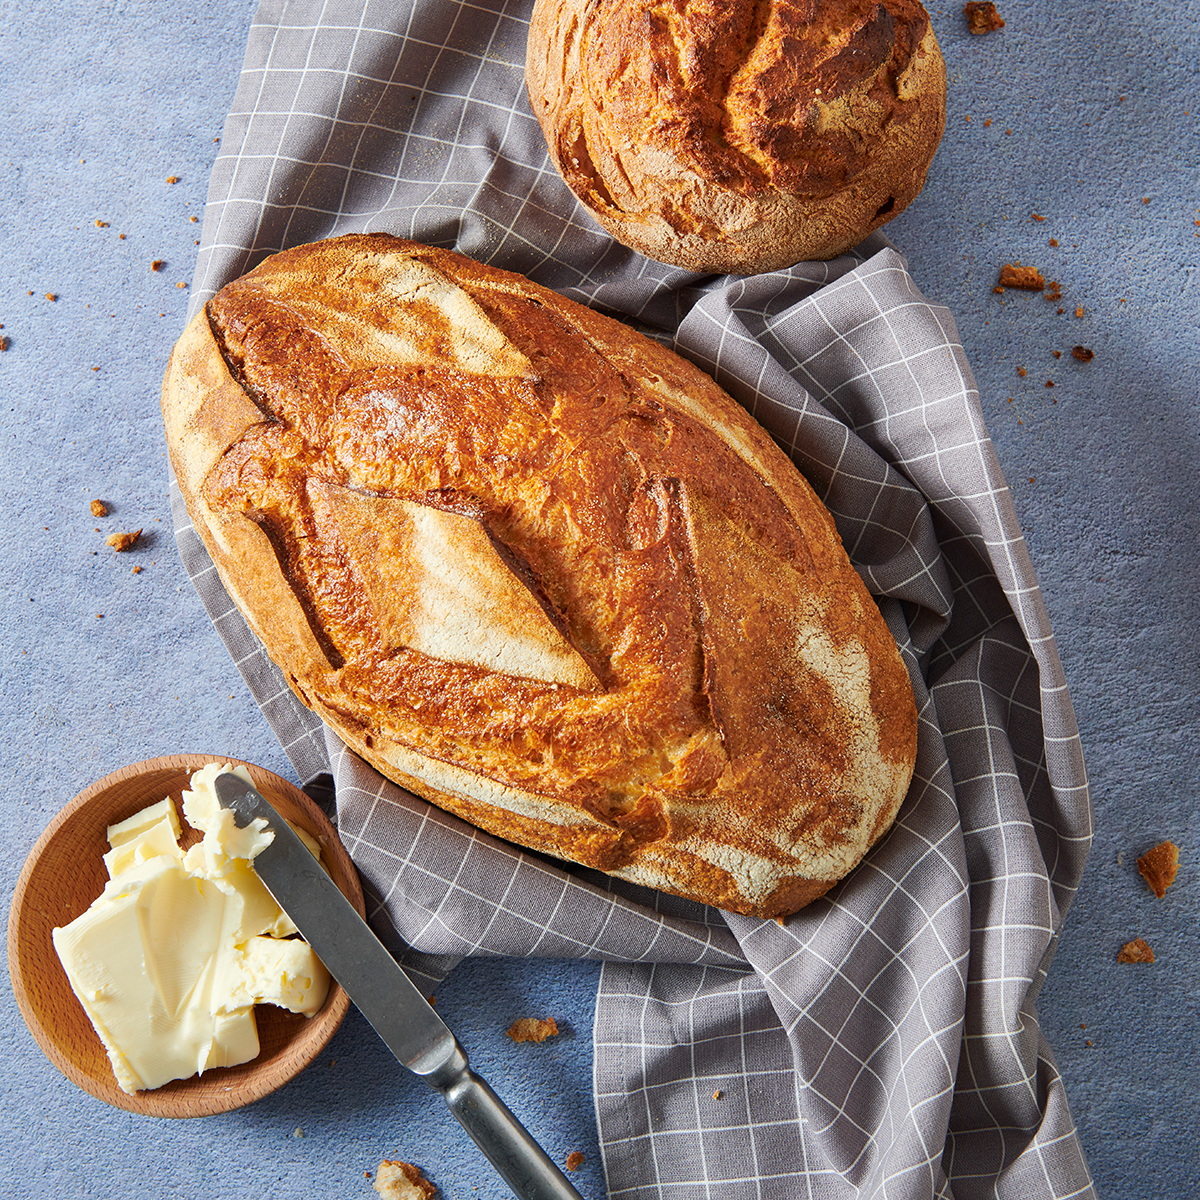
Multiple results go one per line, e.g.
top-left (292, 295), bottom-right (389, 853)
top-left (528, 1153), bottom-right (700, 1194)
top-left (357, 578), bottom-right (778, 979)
top-left (428, 1043), bottom-right (586, 1200)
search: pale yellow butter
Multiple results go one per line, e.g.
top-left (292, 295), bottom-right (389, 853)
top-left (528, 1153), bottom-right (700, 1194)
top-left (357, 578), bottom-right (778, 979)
top-left (214, 935), bottom-right (331, 1017)
top-left (52, 764), bottom-right (330, 1094)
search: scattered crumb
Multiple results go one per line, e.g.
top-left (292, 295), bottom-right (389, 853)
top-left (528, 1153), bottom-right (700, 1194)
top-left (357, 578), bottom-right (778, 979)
top-left (1044, 280), bottom-right (1063, 303)
top-left (0, 337), bottom-right (8, 351)
top-left (998, 263), bottom-right (1044, 290)
top-left (176, 281), bottom-right (188, 289)
top-left (1031, 212), bottom-right (1045, 222)
top-left (1074, 306), bottom-right (1085, 318)
top-left (45, 292), bottom-right (58, 301)
top-left (1117, 937), bottom-right (1155, 964)
top-left (1045, 379), bottom-right (1055, 388)
top-left (1053, 350), bottom-right (1062, 359)
top-left (166, 175), bottom-right (179, 184)
top-left (964, 1), bottom-right (1005, 33)
top-left (1049, 237), bottom-right (1059, 246)
top-left (373, 1160), bottom-right (437, 1200)
top-left (1017, 367), bottom-right (1027, 377)
top-left (566, 1151), bottom-right (585, 1172)
top-left (90, 499), bottom-right (108, 517)
top-left (712, 1089), bottom-right (724, 1099)
top-left (1137, 841), bottom-right (1180, 898)
top-left (94, 219), bottom-right (109, 228)
top-left (1071, 346), bottom-right (1095, 362)
top-left (151, 260), bottom-right (164, 271)
top-left (132, 565), bottom-right (143, 574)
top-left (105, 529), bottom-right (142, 552)
top-left (506, 1017), bottom-right (559, 1044)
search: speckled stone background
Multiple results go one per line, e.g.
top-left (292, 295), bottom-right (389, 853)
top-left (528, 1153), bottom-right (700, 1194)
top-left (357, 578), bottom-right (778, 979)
top-left (2, 2), bottom-right (1196, 1197)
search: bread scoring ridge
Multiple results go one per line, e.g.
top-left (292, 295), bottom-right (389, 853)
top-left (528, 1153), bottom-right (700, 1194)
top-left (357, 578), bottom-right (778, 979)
top-left (163, 234), bottom-right (917, 917)
top-left (526, 0), bottom-right (947, 272)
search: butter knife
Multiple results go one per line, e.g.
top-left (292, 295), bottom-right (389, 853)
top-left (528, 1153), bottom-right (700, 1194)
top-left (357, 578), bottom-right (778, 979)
top-left (213, 773), bottom-right (585, 1200)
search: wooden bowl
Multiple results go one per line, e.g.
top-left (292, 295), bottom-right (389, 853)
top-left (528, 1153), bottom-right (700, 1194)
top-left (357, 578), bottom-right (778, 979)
top-left (7, 754), bottom-right (363, 1118)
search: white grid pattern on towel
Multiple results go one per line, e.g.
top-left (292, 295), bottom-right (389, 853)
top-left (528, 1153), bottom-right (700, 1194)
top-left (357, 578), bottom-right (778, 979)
top-left (169, 2), bottom-right (1095, 1196)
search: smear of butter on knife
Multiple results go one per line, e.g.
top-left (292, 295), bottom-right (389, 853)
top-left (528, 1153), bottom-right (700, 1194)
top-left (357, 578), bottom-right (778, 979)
top-left (52, 763), bottom-right (330, 1094)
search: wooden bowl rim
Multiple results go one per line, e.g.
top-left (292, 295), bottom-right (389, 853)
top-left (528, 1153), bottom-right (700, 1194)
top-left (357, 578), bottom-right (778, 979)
top-left (7, 753), bottom-right (363, 1118)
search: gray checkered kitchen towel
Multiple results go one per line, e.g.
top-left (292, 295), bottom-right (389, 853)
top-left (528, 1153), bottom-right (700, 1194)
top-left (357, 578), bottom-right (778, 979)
top-left (170, 2), bottom-right (1095, 1196)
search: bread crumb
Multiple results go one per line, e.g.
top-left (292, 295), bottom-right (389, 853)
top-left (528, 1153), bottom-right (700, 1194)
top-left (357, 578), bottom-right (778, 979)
top-left (373, 1161), bottom-right (436, 1199)
top-left (506, 1017), bottom-right (559, 1043)
top-left (964, 1), bottom-right (1005, 33)
top-left (1049, 237), bottom-right (1059, 246)
top-left (1017, 367), bottom-right (1027, 377)
top-left (712, 1089), bottom-right (724, 1099)
top-left (151, 260), bottom-right (164, 271)
top-left (1074, 306), bottom-right (1085, 318)
top-left (565, 1151), bottom-right (585, 1172)
top-left (166, 175), bottom-right (179, 184)
top-left (95, 219), bottom-right (109, 228)
top-left (105, 529), bottom-right (142, 552)
top-left (1117, 937), bottom-right (1155, 964)
top-left (1044, 280), bottom-right (1063, 303)
top-left (1071, 346), bottom-right (1095, 362)
top-left (1053, 350), bottom-right (1062, 359)
top-left (176, 281), bottom-right (188, 289)
top-left (45, 292), bottom-right (58, 301)
top-left (1137, 841), bottom-right (1180, 898)
top-left (90, 499), bottom-right (108, 517)
top-left (998, 263), bottom-right (1044, 290)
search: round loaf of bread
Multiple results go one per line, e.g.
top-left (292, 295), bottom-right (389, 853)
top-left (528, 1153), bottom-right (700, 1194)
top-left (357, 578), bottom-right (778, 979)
top-left (525, 0), bottom-right (947, 273)
top-left (162, 234), bottom-right (917, 918)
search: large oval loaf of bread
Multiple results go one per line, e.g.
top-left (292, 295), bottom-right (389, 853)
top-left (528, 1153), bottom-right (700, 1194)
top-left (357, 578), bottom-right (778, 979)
top-left (163, 234), bottom-right (917, 918)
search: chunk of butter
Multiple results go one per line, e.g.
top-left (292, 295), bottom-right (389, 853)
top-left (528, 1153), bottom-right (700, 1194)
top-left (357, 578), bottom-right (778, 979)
top-left (52, 764), bottom-right (331, 1094)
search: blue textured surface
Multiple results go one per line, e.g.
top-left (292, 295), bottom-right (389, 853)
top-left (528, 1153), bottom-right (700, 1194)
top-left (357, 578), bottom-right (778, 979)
top-left (2, 3), bottom-right (1196, 1198)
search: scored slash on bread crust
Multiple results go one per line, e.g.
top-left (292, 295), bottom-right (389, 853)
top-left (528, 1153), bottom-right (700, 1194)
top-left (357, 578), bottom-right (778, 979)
top-left (525, 0), bottom-right (947, 273)
top-left (162, 234), bottom-right (918, 918)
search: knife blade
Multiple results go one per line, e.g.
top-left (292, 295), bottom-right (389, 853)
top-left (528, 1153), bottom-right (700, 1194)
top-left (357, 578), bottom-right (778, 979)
top-left (214, 773), bottom-right (585, 1200)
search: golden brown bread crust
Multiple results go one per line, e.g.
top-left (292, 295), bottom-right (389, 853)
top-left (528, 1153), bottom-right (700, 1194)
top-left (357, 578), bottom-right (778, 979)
top-left (162, 233), bottom-right (917, 918)
top-left (525, 0), bottom-right (947, 272)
